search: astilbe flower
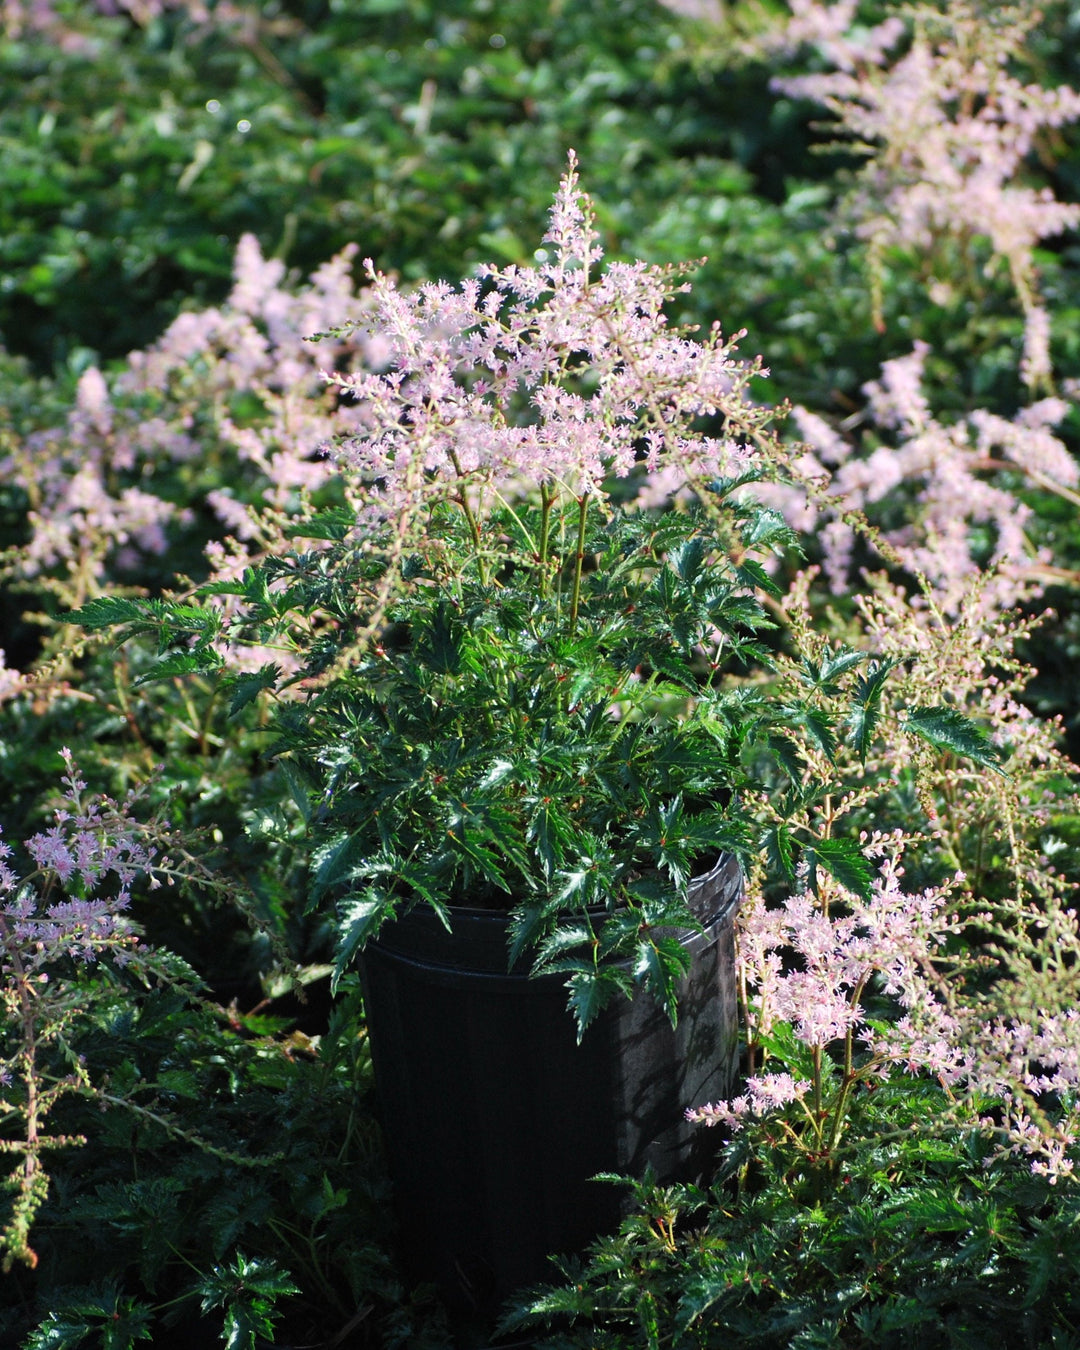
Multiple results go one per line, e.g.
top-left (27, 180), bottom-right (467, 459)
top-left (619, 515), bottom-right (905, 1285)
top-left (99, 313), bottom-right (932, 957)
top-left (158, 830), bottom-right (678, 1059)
top-left (322, 151), bottom-right (779, 546)
top-left (850, 569), bottom-right (1070, 840)
top-left (865, 993), bottom-right (1080, 1183)
top-left (9, 233), bottom-right (374, 583)
top-left (1, 234), bottom-right (380, 684)
top-left (687, 843), bottom-right (967, 1135)
top-left (0, 751), bottom-right (168, 1269)
top-left (0, 652), bottom-right (28, 708)
top-left (732, 843), bottom-right (967, 1049)
top-left (1, 748), bottom-right (153, 975)
top-left (690, 1073), bottom-right (813, 1133)
top-left (757, 342), bottom-right (1077, 612)
top-left (690, 816), bottom-right (1080, 1180)
top-left (757, 0), bottom-right (1080, 380)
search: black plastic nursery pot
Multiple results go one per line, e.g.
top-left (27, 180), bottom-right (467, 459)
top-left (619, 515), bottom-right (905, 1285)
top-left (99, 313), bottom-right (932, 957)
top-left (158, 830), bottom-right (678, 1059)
top-left (358, 853), bottom-right (743, 1321)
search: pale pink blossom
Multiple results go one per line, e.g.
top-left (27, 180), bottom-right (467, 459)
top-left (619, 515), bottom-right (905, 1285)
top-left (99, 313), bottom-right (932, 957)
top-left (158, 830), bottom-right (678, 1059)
top-left (750, 1), bottom-right (1080, 385)
top-left (0, 652), bottom-right (28, 707)
top-left (325, 154), bottom-right (769, 533)
top-left (687, 1072), bottom-right (813, 1131)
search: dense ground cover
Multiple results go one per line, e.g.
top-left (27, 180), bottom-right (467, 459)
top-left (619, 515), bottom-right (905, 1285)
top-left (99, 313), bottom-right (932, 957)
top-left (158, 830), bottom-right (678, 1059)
top-left (2, 1), bottom-right (1080, 1346)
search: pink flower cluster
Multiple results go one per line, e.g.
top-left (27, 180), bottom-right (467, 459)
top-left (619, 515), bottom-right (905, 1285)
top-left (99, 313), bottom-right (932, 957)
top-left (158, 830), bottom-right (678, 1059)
top-left (761, 1), bottom-right (1080, 382)
top-left (690, 838), bottom-right (1080, 1181)
top-left (688, 1072), bottom-right (812, 1132)
top-left (324, 153), bottom-right (772, 530)
top-left (738, 844), bottom-right (965, 1047)
top-left (0, 751), bottom-right (186, 1271)
top-left (0, 749), bottom-right (155, 973)
top-left (2, 233), bottom-right (376, 599)
top-left (758, 342), bottom-right (1077, 611)
top-left (0, 234), bottom-right (385, 685)
top-left (0, 652), bottom-right (29, 708)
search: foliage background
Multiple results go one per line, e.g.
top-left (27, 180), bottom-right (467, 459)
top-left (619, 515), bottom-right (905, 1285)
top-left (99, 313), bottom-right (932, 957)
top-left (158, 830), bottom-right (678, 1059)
top-left (2, 0), bottom-right (1080, 1346)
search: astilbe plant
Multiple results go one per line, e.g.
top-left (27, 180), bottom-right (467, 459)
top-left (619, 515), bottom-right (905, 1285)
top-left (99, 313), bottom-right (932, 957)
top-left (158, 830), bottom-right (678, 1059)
top-left (0, 231), bottom-right (374, 686)
top-left (0, 236), bottom-right (384, 973)
top-left (303, 150), bottom-right (785, 641)
top-left (763, 342), bottom-right (1080, 611)
top-left (681, 561), bottom-right (1080, 1183)
top-left (695, 841), bottom-right (1080, 1184)
top-left (660, 0), bottom-right (1080, 631)
top-left (66, 159), bottom-right (792, 1027)
top-left (0, 749), bottom-right (163, 1270)
top-left (757, 0), bottom-right (1080, 387)
top-left (69, 156), bottom-right (1001, 1035)
top-left (0, 749), bottom-right (286, 1277)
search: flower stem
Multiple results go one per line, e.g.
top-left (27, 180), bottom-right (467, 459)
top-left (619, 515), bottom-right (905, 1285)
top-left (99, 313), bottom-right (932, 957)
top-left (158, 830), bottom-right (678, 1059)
top-left (537, 483), bottom-right (554, 599)
top-left (569, 493), bottom-right (590, 632)
top-left (447, 448), bottom-right (487, 585)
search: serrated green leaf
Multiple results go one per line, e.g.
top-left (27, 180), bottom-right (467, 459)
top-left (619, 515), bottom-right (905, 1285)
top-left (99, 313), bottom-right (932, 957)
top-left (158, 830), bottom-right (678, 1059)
top-left (132, 649), bottom-right (224, 685)
top-left (637, 1288), bottom-right (662, 1350)
top-left (401, 552), bottom-right (428, 580)
top-left (669, 534), bottom-right (708, 583)
top-left (764, 824), bottom-right (795, 882)
top-left (846, 703), bottom-right (878, 763)
top-left (309, 830), bottom-right (361, 902)
top-left (902, 706), bottom-right (1007, 771)
top-left (785, 707), bottom-right (838, 760)
top-left (25, 1290), bottom-right (154, 1350)
top-left (196, 1254), bottom-right (299, 1350)
top-left (273, 759), bottom-right (314, 825)
top-left (564, 966), bottom-right (632, 1041)
top-left (756, 1019), bottom-right (820, 1080)
top-left (416, 602), bottom-right (462, 674)
top-left (198, 577), bottom-right (246, 597)
top-left (333, 890), bottom-right (395, 990)
top-left (24, 1315), bottom-right (95, 1350)
top-left (285, 506), bottom-right (355, 541)
top-left (805, 836), bottom-right (874, 902)
top-left (532, 922), bottom-right (593, 971)
top-left (508, 903), bottom-right (548, 971)
top-left (155, 1068), bottom-right (201, 1100)
top-left (224, 665), bottom-right (281, 717)
top-left (819, 646), bottom-right (867, 686)
top-left (742, 505), bottom-right (798, 552)
top-left (445, 824), bottom-right (512, 892)
top-left (847, 657), bottom-right (902, 760)
top-left (61, 596), bottom-right (148, 630)
top-left (734, 556), bottom-right (782, 598)
top-left (478, 757), bottom-right (516, 790)
top-left (528, 797), bottom-right (573, 881)
top-left (767, 731), bottom-right (805, 784)
top-left (634, 934), bottom-right (692, 1025)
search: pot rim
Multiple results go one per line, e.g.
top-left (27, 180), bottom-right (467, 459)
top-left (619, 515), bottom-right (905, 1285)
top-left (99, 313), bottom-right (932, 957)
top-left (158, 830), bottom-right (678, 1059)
top-left (366, 851), bottom-right (743, 975)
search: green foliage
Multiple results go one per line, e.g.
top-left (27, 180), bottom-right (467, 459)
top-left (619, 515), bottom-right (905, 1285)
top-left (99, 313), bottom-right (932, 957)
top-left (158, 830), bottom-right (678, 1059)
top-left (216, 501), bottom-right (813, 1032)
top-left (0, 0), bottom-right (823, 380)
top-left (901, 705), bottom-right (1006, 769)
top-left (4, 2), bottom-right (1080, 1345)
top-left (505, 1127), bottom-right (1080, 1348)
top-left (24, 1287), bottom-right (153, 1350)
top-left (89, 491), bottom-right (1001, 1036)
top-left (195, 1254), bottom-right (300, 1350)
top-left (1, 964), bottom-right (437, 1347)
top-left (10, 0), bottom-right (1065, 419)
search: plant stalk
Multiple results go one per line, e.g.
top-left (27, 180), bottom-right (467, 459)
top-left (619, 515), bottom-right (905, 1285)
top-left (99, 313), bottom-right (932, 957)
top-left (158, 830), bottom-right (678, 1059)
top-left (568, 492), bottom-right (590, 632)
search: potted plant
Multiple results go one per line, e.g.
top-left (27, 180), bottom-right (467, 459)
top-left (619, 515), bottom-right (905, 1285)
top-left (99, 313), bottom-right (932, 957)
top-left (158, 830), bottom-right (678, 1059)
top-left (71, 155), bottom-right (1000, 1320)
